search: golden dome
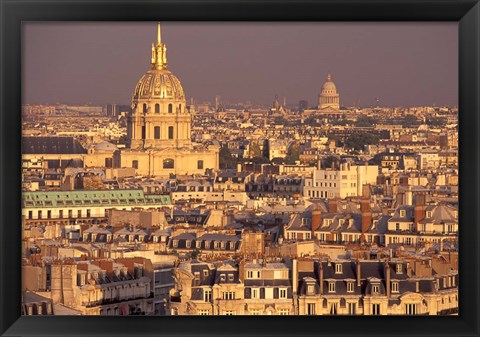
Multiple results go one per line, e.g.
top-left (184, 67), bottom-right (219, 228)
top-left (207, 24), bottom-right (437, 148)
top-left (132, 23), bottom-right (185, 102)
top-left (132, 69), bottom-right (185, 101)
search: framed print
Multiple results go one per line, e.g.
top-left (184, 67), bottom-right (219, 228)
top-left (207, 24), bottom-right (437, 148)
top-left (1, 0), bottom-right (479, 336)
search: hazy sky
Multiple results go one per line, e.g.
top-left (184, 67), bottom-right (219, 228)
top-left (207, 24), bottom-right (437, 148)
top-left (23, 22), bottom-right (458, 107)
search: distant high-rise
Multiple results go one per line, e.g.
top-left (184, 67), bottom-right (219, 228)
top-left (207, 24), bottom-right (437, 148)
top-left (318, 74), bottom-right (340, 110)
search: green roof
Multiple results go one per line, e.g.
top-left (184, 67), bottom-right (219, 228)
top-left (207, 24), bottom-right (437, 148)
top-left (22, 190), bottom-right (171, 208)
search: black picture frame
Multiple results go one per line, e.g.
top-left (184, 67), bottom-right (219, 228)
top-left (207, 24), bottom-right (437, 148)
top-left (1, 0), bottom-right (479, 336)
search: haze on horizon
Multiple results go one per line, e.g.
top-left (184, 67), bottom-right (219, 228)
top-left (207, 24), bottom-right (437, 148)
top-left (23, 22), bottom-right (458, 108)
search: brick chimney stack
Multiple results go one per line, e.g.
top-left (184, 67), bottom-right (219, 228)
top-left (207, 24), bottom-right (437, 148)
top-left (328, 199), bottom-right (338, 213)
top-left (414, 193), bottom-right (426, 231)
top-left (311, 204), bottom-right (322, 238)
top-left (360, 198), bottom-right (372, 242)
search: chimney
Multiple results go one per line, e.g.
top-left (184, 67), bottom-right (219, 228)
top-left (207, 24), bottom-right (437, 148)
top-left (319, 261), bottom-right (324, 294)
top-left (385, 261), bottom-right (391, 297)
top-left (414, 194), bottom-right (426, 231)
top-left (328, 199), bottom-right (338, 213)
top-left (360, 198), bottom-right (372, 242)
top-left (292, 259), bottom-right (298, 295)
top-left (311, 204), bottom-right (322, 237)
top-left (356, 259), bottom-right (361, 286)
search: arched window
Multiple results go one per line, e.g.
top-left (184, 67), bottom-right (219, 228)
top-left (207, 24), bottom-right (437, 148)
top-left (178, 104), bottom-right (182, 113)
top-left (155, 104), bottom-right (160, 113)
top-left (168, 126), bottom-right (174, 139)
top-left (168, 104), bottom-right (173, 113)
top-left (154, 126), bottom-right (160, 139)
top-left (163, 159), bottom-right (174, 169)
top-left (143, 104), bottom-right (147, 113)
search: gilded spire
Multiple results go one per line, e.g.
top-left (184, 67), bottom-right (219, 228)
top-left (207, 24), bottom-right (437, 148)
top-left (151, 22), bottom-right (167, 70)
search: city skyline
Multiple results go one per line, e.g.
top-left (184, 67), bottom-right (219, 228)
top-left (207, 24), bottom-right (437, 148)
top-left (23, 22), bottom-right (458, 107)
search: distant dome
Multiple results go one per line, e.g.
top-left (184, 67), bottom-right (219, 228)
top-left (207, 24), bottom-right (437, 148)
top-left (321, 74), bottom-right (338, 94)
top-left (132, 69), bottom-right (185, 101)
top-left (94, 141), bottom-right (118, 152)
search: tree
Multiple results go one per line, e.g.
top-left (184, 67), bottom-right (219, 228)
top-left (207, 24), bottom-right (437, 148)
top-left (354, 114), bottom-right (377, 127)
top-left (344, 132), bottom-right (380, 151)
top-left (402, 115), bottom-right (421, 128)
top-left (285, 142), bottom-right (300, 164)
top-left (219, 145), bottom-right (236, 169)
top-left (249, 141), bottom-right (263, 159)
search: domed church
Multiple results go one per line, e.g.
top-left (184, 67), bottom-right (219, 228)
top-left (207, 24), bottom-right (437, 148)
top-left (318, 74), bottom-right (340, 110)
top-left (120, 23), bottom-right (219, 176)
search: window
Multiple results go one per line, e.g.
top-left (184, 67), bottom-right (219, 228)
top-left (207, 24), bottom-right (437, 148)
top-left (222, 292), bottom-right (235, 300)
top-left (168, 126), bottom-right (174, 139)
top-left (330, 303), bottom-right (338, 315)
top-left (250, 309), bottom-right (262, 315)
top-left (372, 303), bottom-right (381, 315)
top-left (396, 264), bottom-right (403, 274)
top-left (278, 309), bottom-right (289, 315)
top-left (58, 210), bottom-right (63, 219)
top-left (279, 288), bottom-right (287, 299)
top-left (132, 160), bottom-right (139, 169)
top-left (163, 159), bottom-right (174, 169)
top-left (178, 104), bottom-right (182, 112)
top-left (307, 303), bottom-right (316, 315)
top-left (155, 103), bottom-right (160, 113)
top-left (251, 288), bottom-right (260, 299)
top-left (168, 104), bottom-right (173, 113)
top-left (38, 210), bottom-right (42, 219)
top-left (400, 210), bottom-right (406, 217)
top-left (203, 289), bottom-right (212, 302)
top-left (77, 210), bottom-right (82, 218)
top-left (142, 125), bottom-right (146, 139)
top-left (348, 302), bottom-right (356, 315)
top-left (372, 285), bottom-right (380, 294)
top-left (328, 282), bottom-right (336, 293)
top-left (228, 274), bottom-right (234, 282)
top-left (154, 126), bottom-right (160, 139)
top-left (391, 282), bottom-right (399, 293)
top-left (307, 285), bottom-right (315, 295)
top-left (198, 310), bottom-right (210, 315)
top-left (197, 160), bottom-right (204, 170)
top-left (265, 288), bottom-right (274, 299)
top-left (105, 158), bottom-right (113, 168)
top-left (186, 240), bottom-right (191, 248)
top-left (405, 303), bottom-right (417, 315)
top-left (347, 282), bottom-right (354, 293)
top-left (223, 310), bottom-right (236, 315)
top-left (396, 223), bottom-right (400, 231)
top-left (335, 263), bottom-right (343, 274)
top-left (143, 103), bottom-right (147, 113)
top-left (203, 270), bottom-right (209, 277)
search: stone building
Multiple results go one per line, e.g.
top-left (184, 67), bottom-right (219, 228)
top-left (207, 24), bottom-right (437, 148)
top-left (121, 23), bottom-right (219, 176)
top-left (318, 74), bottom-right (340, 110)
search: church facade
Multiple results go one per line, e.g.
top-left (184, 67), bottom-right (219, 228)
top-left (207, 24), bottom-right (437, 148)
top-left (121, 23), bottom-right (219, 176)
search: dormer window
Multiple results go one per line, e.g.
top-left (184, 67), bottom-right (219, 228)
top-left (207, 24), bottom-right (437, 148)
top-left (372, 285), bottom-right (380, 294)
top-left (203, 270), bottom-right (209, 277)
top-left (307, 285), bottom-right (315, 295)
top-left (173, 240), bottom-right (178, 248)
top-left (396, 264), bottom-right (403, 274)
top-left (426, 211), bottom-right (432, 218)
top-left (347, 282), bottom-right (354, 293)
top-left (391, 281), bottom-right (399, 293)
top-left (220, 274), bottom-right (226, 282)
top-left (328, 281), bottom-right (336, 293)
top-left (400, 210), bottom-right (406, 217)
top-left (186, 241), bottom-right (191, 248)
top-left (228, 274), bottom-right (234, 282)
top-left (335, 263), bottom-right (343, 274)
